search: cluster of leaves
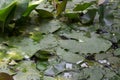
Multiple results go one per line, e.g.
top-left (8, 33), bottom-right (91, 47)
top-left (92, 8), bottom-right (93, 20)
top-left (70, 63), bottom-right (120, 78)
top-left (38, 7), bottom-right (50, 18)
top-left (0, 0), bottom-right (120, 80)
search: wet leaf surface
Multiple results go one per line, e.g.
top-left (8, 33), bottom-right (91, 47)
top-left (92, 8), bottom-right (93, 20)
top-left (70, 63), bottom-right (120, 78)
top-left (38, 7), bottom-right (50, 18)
top-left (0, 0), bottom-right (120, 80)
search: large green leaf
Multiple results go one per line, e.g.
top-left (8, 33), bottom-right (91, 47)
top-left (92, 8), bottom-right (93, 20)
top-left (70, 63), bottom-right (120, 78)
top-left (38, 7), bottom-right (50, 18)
top-left (13, 61), bottom-right (41, 80)
top-left (14, 0), bottom-right (29, 20)
top-left (35, 0), bottom-right (54, 18)
top-left (9, 35), bottom-right (57, 58)
top-left (0, 0), bottom-right (16, 22)
top-left (9, 38), bottom-right (41, 57)
top-left (73, 2), bottom-right (94, 11)
top-left (56, 47), bottom-right (84, 63)
top-left (23, 0), bottom-right (44, 17)
top-left (114, 48), bottom-right (120, 56)
top-left (38, 20), bottom-right (62, 34)
top-left (59, 32), bottom-right (112, 53)
top-left (39, 34), bottom-right (58, 50)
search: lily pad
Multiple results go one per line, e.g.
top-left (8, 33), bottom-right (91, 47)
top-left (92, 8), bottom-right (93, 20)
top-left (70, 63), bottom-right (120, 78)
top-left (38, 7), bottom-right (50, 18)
top-left (114, 48), bottom-right (120, 56)
top-left (56, 47), bottom-right (84, 63)
top-left (39, 20), bottom-right (62, 34)
top-left (59, 32), bottom-right (112, 53)
top-left (13, 61), bottom-right (41, 80)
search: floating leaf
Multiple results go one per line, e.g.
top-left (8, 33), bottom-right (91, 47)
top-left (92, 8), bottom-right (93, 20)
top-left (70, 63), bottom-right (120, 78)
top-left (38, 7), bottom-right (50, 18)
top-left (10, 38), bottom-right (41, 57)
top-left (59, 32), bottom-right (112, 53)
top-left (7, 48), bottom-right (24, 60)
top-left (95, 52), bottom-right (113, 60)
top-left (44, 76), bottom-right (55, 80)
top-left (83, 66), bottom-right (103, 80)
top-left (38, 20), bottom-right (62, 34)
top-left (114, 48), bottom-right (120, 56)
top-left (37, 61), bottom-right (49, 71)
top-left (35, 50), bottom-right (52, 60)
top-left (39, 34), bottom-right (58, 49)
top-left (14, 61), bottom-right (41, 80)
top-left (44, 66), bottom-right (56, 76)
top-left (56, 48), bottom-right (84, 63)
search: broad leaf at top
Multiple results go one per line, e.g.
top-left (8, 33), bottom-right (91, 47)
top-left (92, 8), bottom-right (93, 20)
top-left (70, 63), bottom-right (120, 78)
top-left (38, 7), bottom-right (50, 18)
top-left (0, 0), bottom-right (16, 22)
top-left (23, 0), bottom-right (44, 17)
top-left (13, 0), bottom-right (29, 20)
top-left (0, 72), bottom-right (13, 80)
top-left (35, 0), bottom-right (54, 18)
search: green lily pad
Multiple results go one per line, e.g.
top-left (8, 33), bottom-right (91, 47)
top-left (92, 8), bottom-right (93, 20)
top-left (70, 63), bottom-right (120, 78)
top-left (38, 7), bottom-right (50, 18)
top-left (114, 48), bottom-right (120, 56)
top-left (56, 47), bottom-right (84, 63)
top-left (13, 61), bottom-right (41, 80)
top-left (59, 32), bottom-right (112, 54)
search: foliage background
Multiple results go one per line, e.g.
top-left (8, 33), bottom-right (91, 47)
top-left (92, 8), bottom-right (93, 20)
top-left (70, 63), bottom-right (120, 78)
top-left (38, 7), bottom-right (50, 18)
top-left (0, 0), bottom-right (120, 80)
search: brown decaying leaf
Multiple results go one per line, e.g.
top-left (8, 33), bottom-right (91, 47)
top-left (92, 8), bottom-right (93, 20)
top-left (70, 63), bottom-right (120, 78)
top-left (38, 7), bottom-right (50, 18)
top-left (0, 72), bottom-right (14, 80)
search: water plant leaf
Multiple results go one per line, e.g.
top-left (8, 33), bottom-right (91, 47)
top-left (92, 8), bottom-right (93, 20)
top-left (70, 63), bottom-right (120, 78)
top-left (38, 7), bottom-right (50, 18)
top-left (59, 32), bottom-right (112, 53)
top-left (13, 61), bottom-right (41, 80)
